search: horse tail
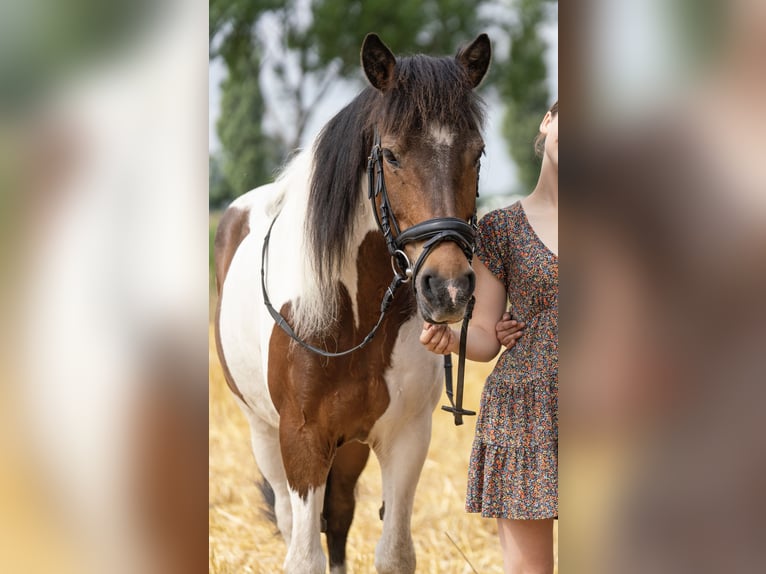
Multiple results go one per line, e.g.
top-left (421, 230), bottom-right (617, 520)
top-left (256, 475), bottom-right (277, 526)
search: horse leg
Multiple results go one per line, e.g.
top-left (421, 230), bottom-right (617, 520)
top-left (372, 413), bottom-right (432, 574)
top-left (279, 416), bottom-right (333, 574)
top-left (323, 441), bottom-right (371, 574)
top-left (243, 411), bottom-right (293, 545)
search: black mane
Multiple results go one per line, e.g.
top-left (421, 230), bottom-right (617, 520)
top-left (307, 54), bottom-right (486, 283)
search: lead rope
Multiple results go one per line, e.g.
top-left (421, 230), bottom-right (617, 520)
top-left (441, 297), bottom-right (477, 425)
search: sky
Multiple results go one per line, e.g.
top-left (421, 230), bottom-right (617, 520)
top-left (209, 18), bottom-right (558, 196)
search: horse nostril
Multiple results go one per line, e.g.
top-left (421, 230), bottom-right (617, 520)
top-left (421, 273), bottom-right (435, 295)
top-left (420, 272), bottom-right (445, 303)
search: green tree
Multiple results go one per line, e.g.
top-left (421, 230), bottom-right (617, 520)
top-left (308, 0), bottom-right (482, 77)
top-left (210, 0), bottom-right (282, 70)
top-left (209, 152), bottom-right (233, 209)
top-left (210, 0), bottom-right (286, 202)
top-left (215, 54), bottom-right (285, 203)
top-left (498, 0), bottom-right (556, 193)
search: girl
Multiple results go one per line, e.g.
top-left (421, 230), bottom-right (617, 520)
top-left (421, 101), bottom-right (558, 574)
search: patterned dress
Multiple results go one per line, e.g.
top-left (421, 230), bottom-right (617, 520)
top-left (466, 201), bottom-right (558, 519)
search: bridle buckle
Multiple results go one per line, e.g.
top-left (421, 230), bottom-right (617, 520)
top-left (391, 249), bottom-right (413, 283)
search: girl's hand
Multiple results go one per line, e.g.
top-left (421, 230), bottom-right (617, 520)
top-left (496, 312), bottom-right (525, 349)
top-left (419, 322), bottom-right (456, 355)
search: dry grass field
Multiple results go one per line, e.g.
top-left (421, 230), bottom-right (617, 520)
top-left (209, 325), bottom-right (558, 573)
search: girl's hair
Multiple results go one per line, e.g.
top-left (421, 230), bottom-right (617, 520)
top-left (534, 100), bottom-right (559, 158)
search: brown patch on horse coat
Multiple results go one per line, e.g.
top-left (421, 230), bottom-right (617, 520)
top-left (214, 205), bottom-right (251, 295)
top-left (213, 205), bottom-right (251, 405)
top-left (268, 231), bottom-right (415, 498)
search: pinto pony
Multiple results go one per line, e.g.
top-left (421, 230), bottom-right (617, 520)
top-left (214, 33), bottom-right (491, 573)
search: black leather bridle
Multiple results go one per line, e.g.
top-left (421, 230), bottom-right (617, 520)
top-left (261, 128), bottom-right (480, 425)
top-left (367, 129), bottom-right (476, 287)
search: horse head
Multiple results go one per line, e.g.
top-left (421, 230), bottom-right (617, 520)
top-left (361, 33), bottom-right (491, 324)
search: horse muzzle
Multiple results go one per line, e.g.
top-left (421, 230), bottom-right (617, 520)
top-left (417, 268), bottom-right (475, 324)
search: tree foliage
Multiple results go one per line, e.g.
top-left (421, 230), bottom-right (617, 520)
top-left (308, 0), bottom-right (482, 76)
top-left (498, 0), bottom-right (556, 193)
top-left (210, 0), bottom-right (285, 206)
top-left (209, 153), bottom-right (232, 209)
top-left (215, 54), bottom-right (285, 207)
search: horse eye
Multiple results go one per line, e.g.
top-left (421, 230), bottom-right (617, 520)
top-left (475, 147), bottom-right (486, 166)
top-left (382, 149), bottom-right (400, 167)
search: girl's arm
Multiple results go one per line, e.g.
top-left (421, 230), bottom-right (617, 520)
top-left (419, 258), bottom-right (508, 362)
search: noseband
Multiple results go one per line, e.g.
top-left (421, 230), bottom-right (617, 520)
top-left (261, 128), bottom-right (480, 424)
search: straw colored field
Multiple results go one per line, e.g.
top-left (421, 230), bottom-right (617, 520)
top-left (209, 325), bottom-right (558, 573)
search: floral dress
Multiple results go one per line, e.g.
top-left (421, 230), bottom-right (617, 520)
top-left (465, 201), bottom-right (558, 519)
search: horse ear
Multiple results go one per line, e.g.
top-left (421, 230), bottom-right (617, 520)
top-left (456, 33), bottom-right (491, 88)
top-left (361, 33), bottom-right (396, 92)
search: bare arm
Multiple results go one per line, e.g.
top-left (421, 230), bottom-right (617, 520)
top-left (419, 258), bottom-right (508, 362)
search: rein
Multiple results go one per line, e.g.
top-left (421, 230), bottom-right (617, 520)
top-left (261, 129), bottom-right (479, 424)
top-left (261, 214), bottom-right (406, 358)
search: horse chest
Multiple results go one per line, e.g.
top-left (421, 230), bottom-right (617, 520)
top-left (267, 314), bottom-right (441, 443)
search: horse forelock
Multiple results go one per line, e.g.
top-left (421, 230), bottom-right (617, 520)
top-left (379, 55), bottom-right (486, 136)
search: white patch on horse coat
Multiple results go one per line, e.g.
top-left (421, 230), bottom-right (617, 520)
top-left (368, 316), bottom-right (443, 574)
top-left (428, 123), bottom-right (455, 147)
top-left (220, 149), bottom-right (322, 421)
top-left (426, 123), bottom-right (456, 177)
top-left (219, 184), bottom-right (282, 427)
top-left (446, 283), bottom-right (459, 304)
top-left (284, 485), bottom-right (327, 574)
top-left (373, 316), bottom-right (443, 424)
top-left (243, 410), bottom-right (293, 542)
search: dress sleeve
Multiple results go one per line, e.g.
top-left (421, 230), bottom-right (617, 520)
top-left (475, 210), bottom-right (507, 286)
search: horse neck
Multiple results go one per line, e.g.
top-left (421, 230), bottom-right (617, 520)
top-left (283, 167), bottom-right (387, 337)
top-left (336, 174), bottom-right (385, 282)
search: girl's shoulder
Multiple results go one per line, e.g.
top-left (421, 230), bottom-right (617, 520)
top-left (476, 202), bottom-right (521, 283)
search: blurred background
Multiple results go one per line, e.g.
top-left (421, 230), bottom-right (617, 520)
top-left (1, 0), bottom-right (765, 573)
top-left (562, 1), bottom-right (766, 573)
top-left (208, 0), bottom-right (559, 210)
top-left (1, 1), bottom-right (208, 573)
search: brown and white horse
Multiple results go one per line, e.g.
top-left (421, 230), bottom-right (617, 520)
top-left (214, 33), bottom-right (491, 573)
